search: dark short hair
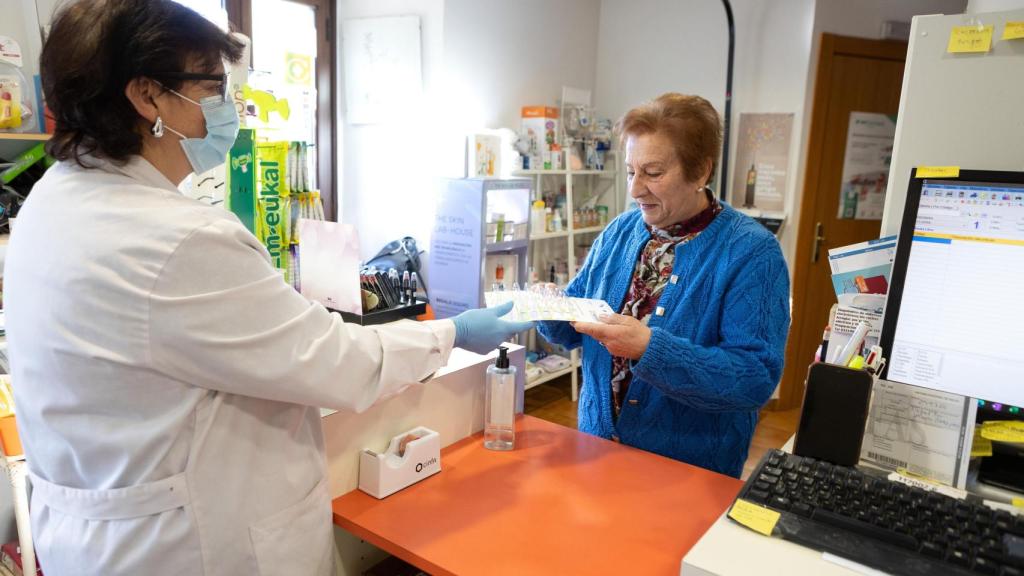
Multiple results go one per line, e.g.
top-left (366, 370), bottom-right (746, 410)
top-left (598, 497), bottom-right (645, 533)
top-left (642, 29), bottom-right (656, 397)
top-left (617, 93), bottom-right (723, 186)
top-left (41, 0), bottom-right (244, 166)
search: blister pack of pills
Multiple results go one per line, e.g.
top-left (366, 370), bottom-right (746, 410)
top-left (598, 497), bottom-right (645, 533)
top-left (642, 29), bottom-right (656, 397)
top-left (484, 286), bottom-right (614, 322)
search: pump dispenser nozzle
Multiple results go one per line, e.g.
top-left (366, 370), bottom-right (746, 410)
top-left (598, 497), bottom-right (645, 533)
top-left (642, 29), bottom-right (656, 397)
top-left (495, 346), bottom-right (509, 369)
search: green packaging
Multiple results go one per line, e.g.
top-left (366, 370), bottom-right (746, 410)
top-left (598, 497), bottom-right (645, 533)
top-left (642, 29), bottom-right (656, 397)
top-left (256, 141), bottom-right (291, 282)
top-left (225, 128), bottom-right (257, 233)
top-left (0, 143), bottom-right (46, 185)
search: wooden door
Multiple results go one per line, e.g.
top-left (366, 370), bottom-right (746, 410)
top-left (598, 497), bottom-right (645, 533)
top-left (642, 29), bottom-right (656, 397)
top-left (777, 34), bottom-right (907, 409)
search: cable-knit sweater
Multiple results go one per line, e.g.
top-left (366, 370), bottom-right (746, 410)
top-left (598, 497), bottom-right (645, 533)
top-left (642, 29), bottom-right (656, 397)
top-left (537, 203), bottom-right (791, 478)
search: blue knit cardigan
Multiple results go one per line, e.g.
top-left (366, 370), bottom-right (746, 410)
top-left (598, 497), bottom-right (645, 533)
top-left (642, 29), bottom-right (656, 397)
top-left (537, 204), bottom-right (790, 478)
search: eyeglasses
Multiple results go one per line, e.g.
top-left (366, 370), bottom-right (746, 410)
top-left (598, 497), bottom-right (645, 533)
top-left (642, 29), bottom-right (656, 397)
top-left (150, 72), bottom-right (229, 102)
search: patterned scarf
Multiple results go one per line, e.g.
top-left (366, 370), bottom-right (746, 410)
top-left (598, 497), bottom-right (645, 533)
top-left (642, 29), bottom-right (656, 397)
top-left (610, 192), bottom-right (722, 419)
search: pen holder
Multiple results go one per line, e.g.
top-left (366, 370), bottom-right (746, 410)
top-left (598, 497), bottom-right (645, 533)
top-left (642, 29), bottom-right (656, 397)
top-left (358, 426), bottom-right (441, 499)
top-left (794, 363), bottom-right (874, 466)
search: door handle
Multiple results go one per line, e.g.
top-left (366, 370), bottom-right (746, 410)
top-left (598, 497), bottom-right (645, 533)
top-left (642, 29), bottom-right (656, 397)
top-left (811, 222), bottom-right (826, 263)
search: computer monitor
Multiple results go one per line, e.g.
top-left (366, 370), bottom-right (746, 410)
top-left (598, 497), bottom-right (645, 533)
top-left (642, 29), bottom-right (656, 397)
top-left (879, 169), bottom-right (1024, 490)
top-left (881, 169), bottom-right (1024, 408)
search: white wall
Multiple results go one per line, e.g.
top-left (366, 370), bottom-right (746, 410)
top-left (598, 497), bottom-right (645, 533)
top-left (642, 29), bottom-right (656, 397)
top-left (813, 0), bottom-right (966, 37)
top-left (33, 0), bottom-right (64, 27)
top-left (336, 0), bottom-right (445, 267)
top-left (442, 0), bottom-right (601, 133)
top-left (594, 0), bottom-right (815, 269)
top-left (594, 0), bottom-right (970, 274)
top-left (337, 0), bottom-right (602, 273)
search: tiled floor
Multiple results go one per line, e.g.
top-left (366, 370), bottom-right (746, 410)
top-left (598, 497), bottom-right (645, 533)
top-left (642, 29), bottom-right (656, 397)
top-left (524, 373), bottom-right (800, 480)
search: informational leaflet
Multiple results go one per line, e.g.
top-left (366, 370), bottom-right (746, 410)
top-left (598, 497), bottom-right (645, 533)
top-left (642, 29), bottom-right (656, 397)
top-left (824, 237), bottom-right (895, 363)
top-left (827, 236), bottom-right (897, 298)
top-left (826, 293), bottom-right (885, 364)
top-left (837, 112), bottom-right (897, 220)
top-left (484, 291), bottom-right (613, 322)
top-left (860, 378), bottom-right (977, 488)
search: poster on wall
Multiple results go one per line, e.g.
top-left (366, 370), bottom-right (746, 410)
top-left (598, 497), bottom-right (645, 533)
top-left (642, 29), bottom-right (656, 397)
top-left (729, 113), bottom-right (794, 213)
top-left (341, 16), bottom-right (422, 125)
top-left (837, 112), bottom-right (897, 220)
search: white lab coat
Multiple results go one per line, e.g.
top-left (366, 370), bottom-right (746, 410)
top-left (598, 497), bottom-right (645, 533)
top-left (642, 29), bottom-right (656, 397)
top-left (3, 156), bottom-right (455, 575)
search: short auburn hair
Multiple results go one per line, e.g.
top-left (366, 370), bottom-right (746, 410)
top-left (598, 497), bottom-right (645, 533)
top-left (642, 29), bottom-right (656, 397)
top-left (617, 93), bottom-right (723, 186)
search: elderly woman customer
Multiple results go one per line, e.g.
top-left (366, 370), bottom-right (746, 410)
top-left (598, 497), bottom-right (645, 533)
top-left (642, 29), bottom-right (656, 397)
top-left (538, 93), bottom-right (790, 478)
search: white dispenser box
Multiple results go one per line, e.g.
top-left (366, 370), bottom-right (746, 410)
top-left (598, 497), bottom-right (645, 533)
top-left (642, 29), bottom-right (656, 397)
top-left (358, 427), bottom-right (441, 499)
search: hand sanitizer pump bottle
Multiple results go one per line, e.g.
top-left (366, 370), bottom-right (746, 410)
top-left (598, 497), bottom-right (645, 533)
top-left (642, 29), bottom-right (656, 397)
top-left (484, 346), bottom-right (516, 450)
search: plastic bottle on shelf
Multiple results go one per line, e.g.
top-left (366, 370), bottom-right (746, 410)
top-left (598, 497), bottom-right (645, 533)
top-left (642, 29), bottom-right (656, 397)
top-left (545, 208), bottom-right (554, 233)
top-left (552, 209), bottom-right (563, 232)
top-left (531, 200), bottom-right (546, 235)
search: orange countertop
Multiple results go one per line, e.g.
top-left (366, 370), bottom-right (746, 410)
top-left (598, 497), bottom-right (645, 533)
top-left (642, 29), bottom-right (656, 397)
top-left (332, 415), bottom-right (743, 576)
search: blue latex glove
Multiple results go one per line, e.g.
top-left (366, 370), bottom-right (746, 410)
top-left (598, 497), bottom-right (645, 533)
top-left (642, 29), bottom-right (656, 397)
top-left (452, 301), bottom-right (535, 354)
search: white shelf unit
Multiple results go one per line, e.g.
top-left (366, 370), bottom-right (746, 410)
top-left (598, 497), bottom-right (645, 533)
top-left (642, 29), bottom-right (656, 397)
top-left (0, 133), bottom-right (49, 142)
top-left (524, 364), bottom-right (576, 391)
top-left (513, 153), bottom-right (623, 401)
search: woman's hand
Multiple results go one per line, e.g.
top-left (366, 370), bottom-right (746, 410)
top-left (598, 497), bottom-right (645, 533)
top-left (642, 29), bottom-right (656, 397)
top-left (572, 314), bottom-right (651, 360)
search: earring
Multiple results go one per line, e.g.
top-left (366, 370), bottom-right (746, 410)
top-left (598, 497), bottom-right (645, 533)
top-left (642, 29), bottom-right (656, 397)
top-left (151, 116), bottom-right (164, 138)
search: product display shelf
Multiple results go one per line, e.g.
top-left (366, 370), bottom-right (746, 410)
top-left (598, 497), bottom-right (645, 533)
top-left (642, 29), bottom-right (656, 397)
top-left (0, 133), bottom-right (50, 163)
top-left (524, 349), bottom-right (580, 391)
top-left (513, 151), bottom-right (622, 402)
top-left (428, 178), bottom-right (533, 320)
top-left (529, 230), bottom-right (570, 240)
top-left (0, 133), bottom-right (49, 142)
top-left (513, 168), bottom-right (616, 176)
top-left (484, 238), bottom-right (528, 253)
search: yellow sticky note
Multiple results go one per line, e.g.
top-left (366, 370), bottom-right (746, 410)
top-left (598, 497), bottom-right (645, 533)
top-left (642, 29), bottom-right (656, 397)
top-left (1003, 21), bottom-right (1024, 41)
top-left (980, 420), bottom-right (1024, 443)
top-left (971, 429), bottom-right (994, 458)
top-left (1013, 497), bottom-right (1024, 509)
top-left (948, 25), bottom-right (994, 53)
top-left (916, 166), bottom-right (960, 178)
top-left (728, 499), bottom-right (780, 537)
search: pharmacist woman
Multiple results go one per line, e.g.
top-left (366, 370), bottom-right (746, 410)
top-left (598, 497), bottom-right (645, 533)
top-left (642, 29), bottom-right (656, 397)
top-left (3, 1), bottom-right (530, 575)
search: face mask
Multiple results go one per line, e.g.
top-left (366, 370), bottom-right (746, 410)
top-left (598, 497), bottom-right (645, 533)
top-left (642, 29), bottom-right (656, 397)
top-left (162, 91), bottom-right (240, 174)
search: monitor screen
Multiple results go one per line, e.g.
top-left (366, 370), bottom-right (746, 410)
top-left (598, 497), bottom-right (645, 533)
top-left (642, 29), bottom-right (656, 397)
top-left (880, 172), bottom-right (1024, 409)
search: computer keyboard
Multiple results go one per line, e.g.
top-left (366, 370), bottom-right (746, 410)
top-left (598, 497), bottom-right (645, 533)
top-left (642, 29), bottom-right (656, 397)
top-left (733, 449), bottom-right (1024, 575)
